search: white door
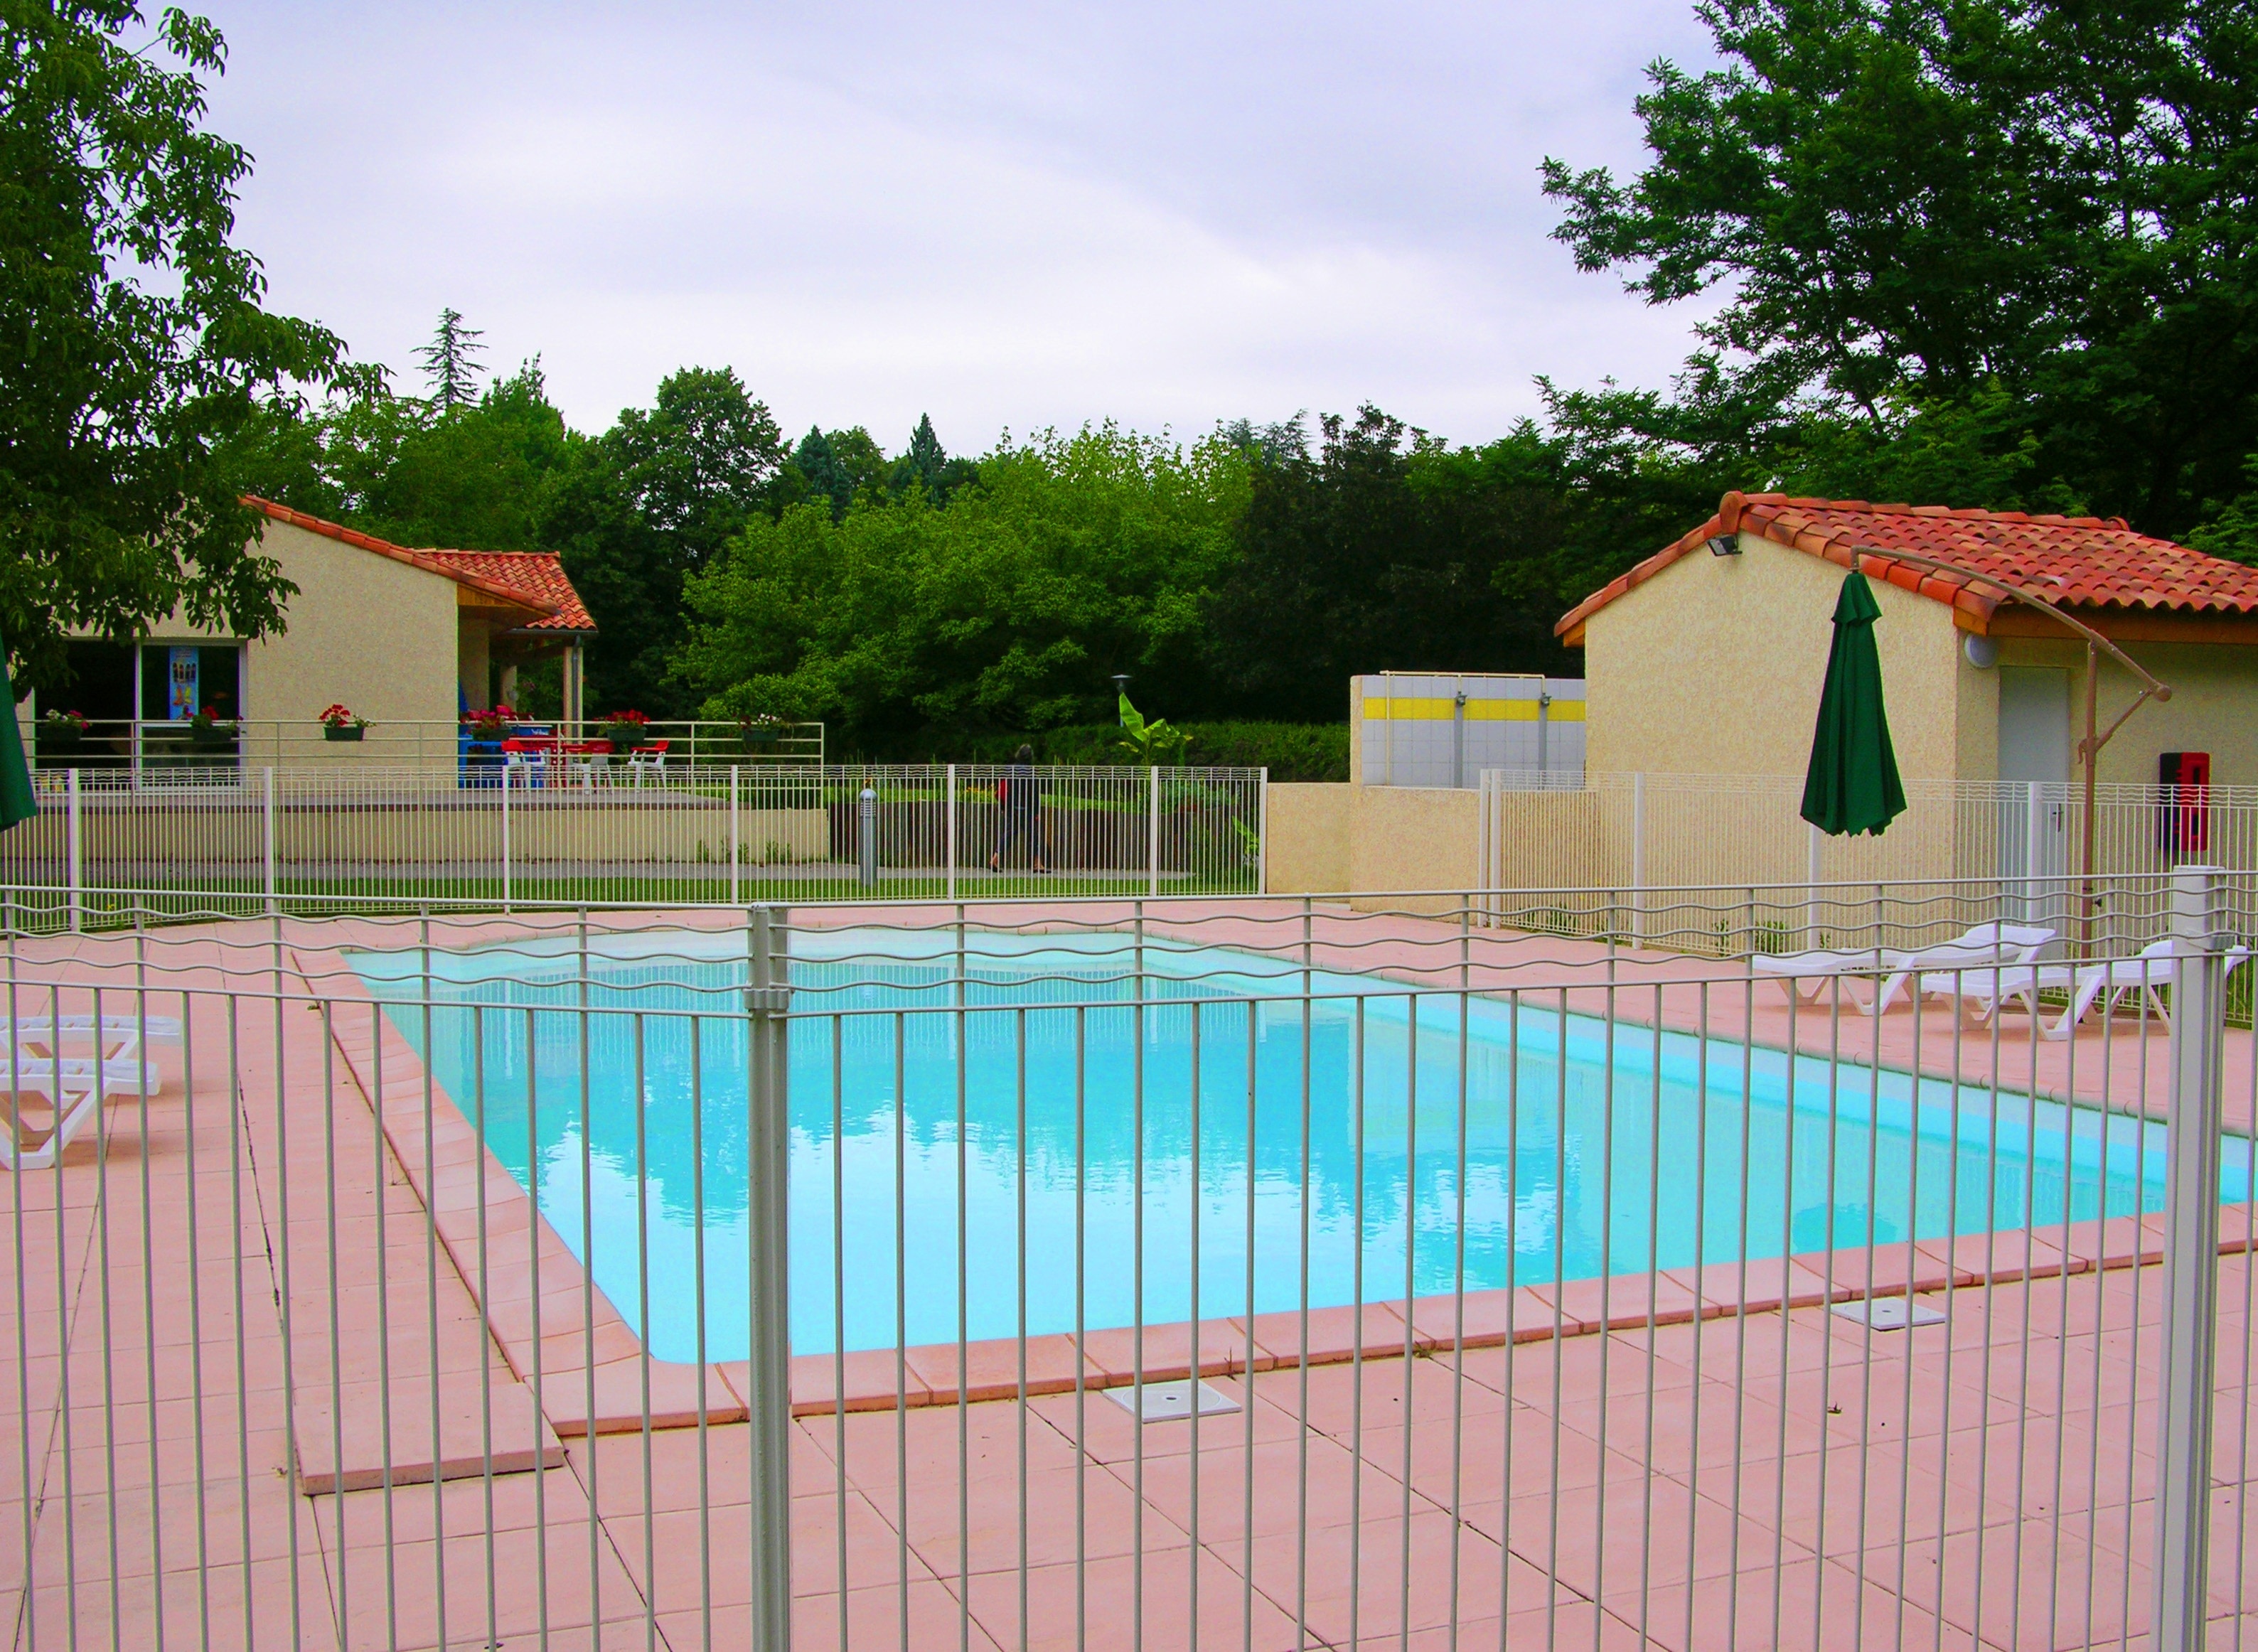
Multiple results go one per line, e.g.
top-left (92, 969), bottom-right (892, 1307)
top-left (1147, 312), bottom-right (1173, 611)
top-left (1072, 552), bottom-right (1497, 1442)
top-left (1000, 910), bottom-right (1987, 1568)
top-left (1997, 667), bottom-right (2070, 926)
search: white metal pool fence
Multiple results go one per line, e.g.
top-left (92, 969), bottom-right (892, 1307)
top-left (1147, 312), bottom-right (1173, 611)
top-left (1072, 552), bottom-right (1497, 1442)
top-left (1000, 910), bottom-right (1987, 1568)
top-left (1481, 773), bottom-right (2258, 943)
top-left (0, 763), bottom-right (1269, 928)
top-left (1, 878), bottom-right (2255, 1649)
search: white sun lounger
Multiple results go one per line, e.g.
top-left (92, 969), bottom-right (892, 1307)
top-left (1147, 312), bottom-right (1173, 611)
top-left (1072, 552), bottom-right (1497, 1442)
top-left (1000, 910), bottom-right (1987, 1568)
top-left (1751, 922), bottom-right (2056, 1012)
top-left (0, 1042), bottom-right (165, 1173)
top-left (0, 1048), bottom-right (165, 1098)
top-left (0, 1012), bottom-right (182, 1044)
top-left (0, 1073), bottom-right (107, 1173)
top-left (1920, 938), bottom-right (2253, 1041)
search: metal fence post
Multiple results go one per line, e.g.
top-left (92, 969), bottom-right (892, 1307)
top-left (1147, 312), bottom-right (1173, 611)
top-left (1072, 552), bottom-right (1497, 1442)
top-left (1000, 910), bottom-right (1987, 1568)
top-left (501, 779), bottom-right (512, 912)
top-left (65, 768), bottom-right (82, 933)
top-left (1257, 767), bottom-right (1269, 895)
top-left (2155, 862), bottom-right (2229, 1652)
top-left (1630, 771), bottom-right (1646, 945)
top-left (945, 762), bottom-right (957, 901)
top-left (729, 765), bottom-right (741, 906)
top-left (262, 766), bottom-right (278, 916)
top-left (857, 785), bottom-right (877, 889)
top-left (744, 904), bottom-right (793, 1647)
top-left (1148, 765), bottom-right (1161, 898)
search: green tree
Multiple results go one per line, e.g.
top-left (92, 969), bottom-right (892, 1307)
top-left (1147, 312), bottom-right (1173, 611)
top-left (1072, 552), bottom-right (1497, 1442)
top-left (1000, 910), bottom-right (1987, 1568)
top-left (1541, 0), bottom-right (2258, 535)
top-left (1204, 407), bottom-right (1644, 720)
top-left (0, 1), bottom-right (368, 697)
top-left (891, 412), bottom-right (975, 501)
top-left (675, 424), bottom-right (1248, 753)
top-left (558, 366), bottom-right (786, 714)
top-left (220, 358), bottom-right (579, 552)
top-left (414, 306), bottom-right (484, 414)
top-left (789, 426), bottom-right (853, 520)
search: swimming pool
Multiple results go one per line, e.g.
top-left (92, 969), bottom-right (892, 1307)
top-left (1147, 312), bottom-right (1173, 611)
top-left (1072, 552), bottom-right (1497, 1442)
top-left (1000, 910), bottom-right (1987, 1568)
top-left (353, 928), bottom-right (2252, 1365)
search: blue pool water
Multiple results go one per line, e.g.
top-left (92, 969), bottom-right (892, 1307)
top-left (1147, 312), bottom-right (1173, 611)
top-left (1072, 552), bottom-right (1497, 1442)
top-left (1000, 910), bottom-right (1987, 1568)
top-left (353, 930), bottom-right (2252, 1364)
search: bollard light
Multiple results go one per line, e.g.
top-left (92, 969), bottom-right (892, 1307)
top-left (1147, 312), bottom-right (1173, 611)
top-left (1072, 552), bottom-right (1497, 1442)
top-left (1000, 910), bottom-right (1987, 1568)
top-left (857, 785), bottom-right (877, 888)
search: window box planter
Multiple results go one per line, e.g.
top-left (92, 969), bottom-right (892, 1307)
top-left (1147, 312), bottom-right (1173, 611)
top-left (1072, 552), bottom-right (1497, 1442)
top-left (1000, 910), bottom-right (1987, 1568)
top-left (323, 725), bottom-right (366, 742)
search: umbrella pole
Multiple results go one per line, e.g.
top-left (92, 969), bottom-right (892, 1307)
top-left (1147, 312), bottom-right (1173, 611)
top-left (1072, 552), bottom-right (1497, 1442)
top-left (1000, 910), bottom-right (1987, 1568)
top-left (2082, 639), bottom-right (2099, 960)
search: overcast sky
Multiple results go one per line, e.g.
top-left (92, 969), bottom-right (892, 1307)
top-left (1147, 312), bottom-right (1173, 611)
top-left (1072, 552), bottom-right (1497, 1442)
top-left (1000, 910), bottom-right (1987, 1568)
top-left (196, 0), bottom-right (1721, 454)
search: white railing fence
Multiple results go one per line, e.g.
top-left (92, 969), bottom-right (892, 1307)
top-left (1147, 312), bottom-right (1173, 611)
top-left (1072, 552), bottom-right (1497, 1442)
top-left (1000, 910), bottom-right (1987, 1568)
top-left (26, 715), bottom-right (826, 777)
top-left (0, 879), bottom-right (2250, 1649)
top-left (0, 763), bottom-right (1269, 929)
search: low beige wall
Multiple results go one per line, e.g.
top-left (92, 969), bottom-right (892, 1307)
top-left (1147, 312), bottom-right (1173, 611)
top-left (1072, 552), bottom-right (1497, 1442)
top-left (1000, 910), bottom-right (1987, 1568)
top-left (1266, 783), bottom-right (1352, 893)
top-left (55, 802), bottom-right (831, 869)
top-left (1266, 783), bottom-right (1480, 913)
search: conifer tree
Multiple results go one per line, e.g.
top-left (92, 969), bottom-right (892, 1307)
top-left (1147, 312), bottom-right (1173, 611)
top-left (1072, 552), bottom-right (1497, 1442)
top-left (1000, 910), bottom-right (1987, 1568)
top-left (416, 308), bottom-right (486, 414)
top-left (904, 413), bottom-right (947, 495)
top-left (794, 427), bottom-right (852, 520)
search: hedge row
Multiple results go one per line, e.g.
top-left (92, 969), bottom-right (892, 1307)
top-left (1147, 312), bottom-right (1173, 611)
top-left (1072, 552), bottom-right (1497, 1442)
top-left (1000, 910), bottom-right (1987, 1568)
top-left (946, 722), bottom-right (1349, 782)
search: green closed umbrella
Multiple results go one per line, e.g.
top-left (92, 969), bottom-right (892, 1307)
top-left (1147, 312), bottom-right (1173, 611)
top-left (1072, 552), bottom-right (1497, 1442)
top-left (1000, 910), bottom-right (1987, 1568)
top-left (1801, 571), bottom-right (1906, 837)
top-left (0, 630), bottom-right (35, 831)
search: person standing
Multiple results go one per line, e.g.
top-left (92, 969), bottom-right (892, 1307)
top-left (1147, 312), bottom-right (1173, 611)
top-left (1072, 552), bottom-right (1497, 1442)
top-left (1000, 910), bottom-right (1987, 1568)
top-left (990, 744), bottom-right (1050, 872)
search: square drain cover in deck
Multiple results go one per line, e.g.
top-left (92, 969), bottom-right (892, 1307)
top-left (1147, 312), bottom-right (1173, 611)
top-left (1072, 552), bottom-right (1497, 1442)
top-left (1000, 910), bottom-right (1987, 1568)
top-left (1106, 1380), bottom-right (1241, 1422)
top-left (1831, 1296), bottom-right (1947, 1331)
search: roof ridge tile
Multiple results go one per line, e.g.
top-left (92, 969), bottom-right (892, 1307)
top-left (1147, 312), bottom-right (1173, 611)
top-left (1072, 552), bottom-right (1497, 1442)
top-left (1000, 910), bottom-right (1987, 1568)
top-left (1552, 490), bottom-right (2258, 639)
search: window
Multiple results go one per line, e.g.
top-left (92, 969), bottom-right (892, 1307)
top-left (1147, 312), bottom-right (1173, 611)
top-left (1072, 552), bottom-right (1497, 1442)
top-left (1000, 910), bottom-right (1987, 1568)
top-left (139, 644), bottom-right (243, 722)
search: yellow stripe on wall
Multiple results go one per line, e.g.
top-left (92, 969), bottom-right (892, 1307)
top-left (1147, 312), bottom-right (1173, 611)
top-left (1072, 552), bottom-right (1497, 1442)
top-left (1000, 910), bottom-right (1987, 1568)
top-left (1360, 697), bottom-right (1585, 722)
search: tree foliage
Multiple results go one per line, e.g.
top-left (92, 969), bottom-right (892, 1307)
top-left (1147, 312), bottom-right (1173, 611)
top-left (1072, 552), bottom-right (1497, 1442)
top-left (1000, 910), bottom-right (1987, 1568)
top-left (1541, 0), bottom-right (2258, 535)
top-left (414, 306), bottom-right (484, 414)
top-left (675, 425), bottom-right (1248, 752)
top-left (0, 1), bottom-right (366, 697)
top-left (1200, 405), bottom-right (1718, 722)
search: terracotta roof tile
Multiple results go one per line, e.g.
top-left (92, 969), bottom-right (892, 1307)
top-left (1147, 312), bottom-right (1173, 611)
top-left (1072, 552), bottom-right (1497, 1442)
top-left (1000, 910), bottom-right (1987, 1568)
top-left (241, 498), bottom-right (594, 633)
top-left (1556, 493), bottom-right (2258, 640)
top-left (419, 550), bottom-right (594, 633)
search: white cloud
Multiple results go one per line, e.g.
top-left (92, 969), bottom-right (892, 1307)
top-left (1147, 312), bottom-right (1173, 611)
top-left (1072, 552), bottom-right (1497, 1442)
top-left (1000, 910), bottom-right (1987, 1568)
top-left (199, 0), bottom-right (1722, 449)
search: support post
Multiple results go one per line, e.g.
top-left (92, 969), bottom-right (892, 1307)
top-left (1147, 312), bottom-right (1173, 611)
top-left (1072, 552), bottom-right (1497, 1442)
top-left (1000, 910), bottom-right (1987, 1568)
top-left (1148, 764), bottom-right (1161, 898)
top-left (1805, 819), bottom-right (1823, 948)
top-left (1630, 771), bottom-right (1646, 944)
top-left (2154, 864), bottom-right (2228, 1652)
top-left (262, 766), bottom-right (277, 916)
top-left (729, 766), bottom-right (741, 907)
top-left (946, 763), bottom-right (958, 901)
top-left (65, 768), bottom-right (82, 933)
top-left (2026, 779), bottom-right (2045, 931)
top-left (744, 905), bottom-right (793, 1648)
top-left (1256, 768), bottom-right (1269, 895)
top-left (1477, 771), bottom-right (1491, 926)
top-left (501, 778), bottom-right (512, 913)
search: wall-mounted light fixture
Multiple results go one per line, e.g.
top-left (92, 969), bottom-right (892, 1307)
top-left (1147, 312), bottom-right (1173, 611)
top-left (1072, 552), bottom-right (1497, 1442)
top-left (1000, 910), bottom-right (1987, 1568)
top-left (1706, 533), bottom-right (1740, 556)
top-left (1963, 634), bottom-right (1999, 669)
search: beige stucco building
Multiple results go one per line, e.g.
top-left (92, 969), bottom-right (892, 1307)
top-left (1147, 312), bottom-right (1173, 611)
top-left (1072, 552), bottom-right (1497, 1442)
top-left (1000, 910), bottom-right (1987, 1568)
top-left (39, 499), bottom-right (594, 769)
top-left (1264, 493), bottom-right (2258, 901)
top-left (1556, 492), bottom-right (2258, 792)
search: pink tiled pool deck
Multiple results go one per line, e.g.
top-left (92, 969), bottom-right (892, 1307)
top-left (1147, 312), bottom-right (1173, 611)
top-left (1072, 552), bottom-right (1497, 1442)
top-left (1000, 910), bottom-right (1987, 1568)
top-left (4, 903), bottom-right (2257, 1648)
